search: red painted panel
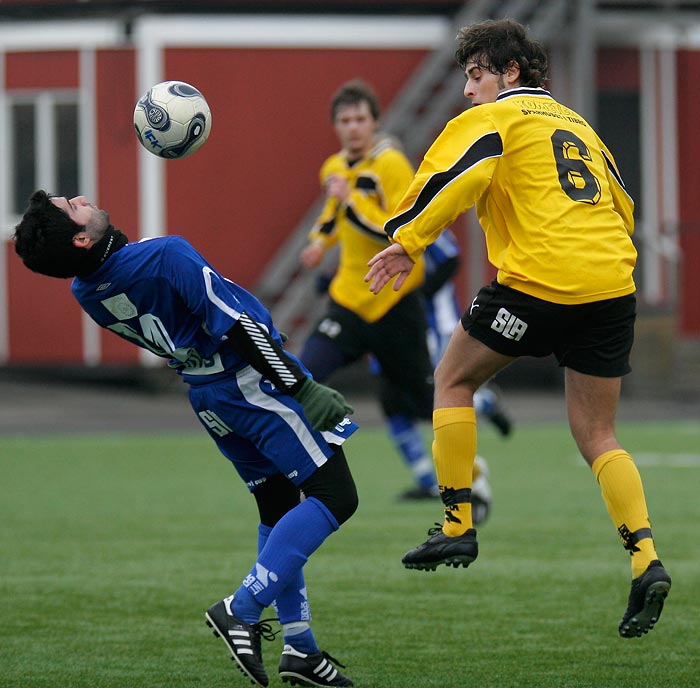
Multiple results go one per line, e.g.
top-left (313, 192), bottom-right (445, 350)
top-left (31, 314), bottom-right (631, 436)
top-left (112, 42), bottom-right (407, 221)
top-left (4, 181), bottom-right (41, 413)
top-left (7, 244), bottom-right (84, 363)
top-left (5, 51), bottom-right (82, 364)
top-left (163, 47), bottom-right (426, 289)
top-left (5, 51), bottom-right (79, 89)
top-left (677, 51), bottom-right (700, 335)
top-left (597, 49), bottom-right (639, 91)
top-left (679, 230), bottom-right (700, 336)
top-left (677, 52), bottom-right (700, 223)
top-left (95, 48), bottom-right (140, 363)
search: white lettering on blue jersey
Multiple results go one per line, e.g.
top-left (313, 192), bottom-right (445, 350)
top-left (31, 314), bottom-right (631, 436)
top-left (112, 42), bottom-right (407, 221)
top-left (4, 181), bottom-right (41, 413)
top-left (72, 236), bottom-right (279, 379)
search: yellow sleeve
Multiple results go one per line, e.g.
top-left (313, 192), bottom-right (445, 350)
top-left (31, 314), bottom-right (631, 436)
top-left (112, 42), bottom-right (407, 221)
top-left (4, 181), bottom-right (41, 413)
top-left (308, 198), bottom-right (340, 248)
top-left (308, 156), bottom-right (343, 248)
top-left (344, 149), bottom-right (414, 236)
top-left (600, 139), bottom-right (635, 237)
top-left (386, 112), bottom-right (502, 262)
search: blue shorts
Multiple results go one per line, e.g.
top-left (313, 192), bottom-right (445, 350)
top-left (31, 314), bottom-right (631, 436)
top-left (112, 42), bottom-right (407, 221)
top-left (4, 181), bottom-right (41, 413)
top-left (187, 365), bottom-right (358, 491)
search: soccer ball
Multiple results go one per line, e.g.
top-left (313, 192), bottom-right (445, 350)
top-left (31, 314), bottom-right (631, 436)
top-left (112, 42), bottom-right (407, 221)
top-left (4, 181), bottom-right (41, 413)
top-left (133, 80), bottom-right (212, 159)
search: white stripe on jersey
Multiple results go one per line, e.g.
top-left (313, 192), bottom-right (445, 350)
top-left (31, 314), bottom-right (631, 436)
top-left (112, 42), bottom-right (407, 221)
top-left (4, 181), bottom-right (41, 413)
top-left (235, 366), bottom-right (328, 468)
top-left (238, 312), bottom-right (299, 388)
top-left (202, 266), bottom-right (242, 319)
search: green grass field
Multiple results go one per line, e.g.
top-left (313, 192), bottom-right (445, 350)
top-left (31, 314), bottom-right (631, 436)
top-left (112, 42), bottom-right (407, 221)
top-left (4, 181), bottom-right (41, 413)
top-left (2, 419), bottom-right (699, 688)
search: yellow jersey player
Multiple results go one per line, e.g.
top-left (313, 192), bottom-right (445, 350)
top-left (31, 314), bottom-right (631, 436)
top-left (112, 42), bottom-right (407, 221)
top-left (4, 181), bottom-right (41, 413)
top-left (299, 80), bottom-right (437, 498)
top-left (366, 19), bottom-right (670, 638)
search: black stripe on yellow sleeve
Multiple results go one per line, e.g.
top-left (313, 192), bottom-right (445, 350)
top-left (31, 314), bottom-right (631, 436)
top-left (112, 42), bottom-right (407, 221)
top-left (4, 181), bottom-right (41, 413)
top-left (346, 205), bottom-right (391, 243)
top-left (601, 148), bottom-right (626, 189)
top-left (385, 131), bottom-right (503, 238)
top-left (318, 218), bottom-right (336, 235)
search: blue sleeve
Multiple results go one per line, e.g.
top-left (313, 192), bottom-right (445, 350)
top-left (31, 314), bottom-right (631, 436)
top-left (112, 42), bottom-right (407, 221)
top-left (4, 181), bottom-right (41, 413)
top-left (161, 237), bottom-right (274, 342)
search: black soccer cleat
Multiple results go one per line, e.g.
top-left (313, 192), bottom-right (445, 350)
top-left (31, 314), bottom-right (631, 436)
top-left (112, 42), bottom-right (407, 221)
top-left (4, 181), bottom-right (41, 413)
top-left (619, 560), bottom-right (671, 638)
top-left (205, 596), bottom-right (278, 687)
top-left (475, 386), bottom-right (513, 437)
top-left (279, 644), bottom-right (354, 687)
top-left (471, 456), bottom-right (492, 527)
top-left (470, 494), bottom-right (491, 527)
top-left (488, 408), bottom-right (513, 437)
top-left (402, 525), bottom-right (478, 571)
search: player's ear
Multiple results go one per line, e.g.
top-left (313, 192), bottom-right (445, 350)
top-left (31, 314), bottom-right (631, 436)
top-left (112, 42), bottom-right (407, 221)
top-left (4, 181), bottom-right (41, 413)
top-left (72, 232), bottom-right (93, 249)
top-left (505, 61), bottom-right (521, 85)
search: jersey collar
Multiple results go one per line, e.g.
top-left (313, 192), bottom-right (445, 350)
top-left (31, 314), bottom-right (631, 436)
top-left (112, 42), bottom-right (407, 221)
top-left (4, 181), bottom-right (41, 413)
top-left (496, 86), bottom-right (553, 101)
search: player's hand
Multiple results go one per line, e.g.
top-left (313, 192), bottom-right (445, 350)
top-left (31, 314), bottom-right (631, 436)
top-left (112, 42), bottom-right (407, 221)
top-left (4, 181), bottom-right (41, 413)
top-left (300, 242), bottom-right (325, 269)
top-left (292, 378), bottom-right (354, 431)
top-left (325, 175), bottom-right (350, 202)
top-left (364, 243), bottom-right (415, 294)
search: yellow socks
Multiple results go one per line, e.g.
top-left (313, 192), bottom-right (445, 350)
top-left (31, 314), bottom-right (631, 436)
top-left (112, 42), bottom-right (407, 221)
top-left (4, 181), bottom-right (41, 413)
top-left (592, 449), bottom-right (658, 578)
top-left (433, 407), bottom-right (477, 537)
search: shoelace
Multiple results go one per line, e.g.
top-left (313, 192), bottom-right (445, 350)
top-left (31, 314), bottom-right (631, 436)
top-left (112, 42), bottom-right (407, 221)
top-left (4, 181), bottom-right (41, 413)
top-left (427, 523), bottom-right (444, 537)
top-left (320, 650), bottom-right (347, 669)
top-left (252, 618), bottom-right (280, 642)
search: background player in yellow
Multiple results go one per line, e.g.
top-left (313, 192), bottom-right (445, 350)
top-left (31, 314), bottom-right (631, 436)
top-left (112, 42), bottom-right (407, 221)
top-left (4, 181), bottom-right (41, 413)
top-left (299, 79), bottom-right (499, 510)
top-left (298, 79), bottom-right (438, 500)
top-left (365, 19), bottom-right (670, 638)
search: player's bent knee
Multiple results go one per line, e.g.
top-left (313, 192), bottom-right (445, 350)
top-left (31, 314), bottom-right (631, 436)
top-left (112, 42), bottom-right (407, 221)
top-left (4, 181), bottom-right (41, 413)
top-left (300, 447), bottom-right (358, 526)
top-left (253, 473), bottom-right (302, 527)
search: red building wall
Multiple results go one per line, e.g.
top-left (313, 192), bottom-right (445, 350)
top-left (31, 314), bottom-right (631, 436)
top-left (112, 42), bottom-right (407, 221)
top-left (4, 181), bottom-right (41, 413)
top-left (5, 40), bottom-right (697, 366)
top-left (4, 44), bottom-right (428, 365)
top-left (6, 50), bottom-right (84, 364)
top-left (95, 48), bottom-right (141, 363)
top-left (676, 50), bottom-right (700, 336)
top-left (162, 47), bottom-right (425, 289)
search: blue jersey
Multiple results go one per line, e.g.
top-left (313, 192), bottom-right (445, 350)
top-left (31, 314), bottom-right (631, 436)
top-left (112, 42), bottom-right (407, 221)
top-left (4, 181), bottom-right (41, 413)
top-left (72, 236), bottom-right (357, 488)
top-left (424, 229), bottom-right (461, 365)
top-left (72, 235), bottom-right (282, 384)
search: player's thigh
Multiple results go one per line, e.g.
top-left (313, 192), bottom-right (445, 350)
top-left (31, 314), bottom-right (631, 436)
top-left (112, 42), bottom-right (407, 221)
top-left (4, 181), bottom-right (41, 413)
top-left (371, 296), bottom-right (434, 409)
top-left (299, 301), bottom-right (366, 380)
top-left (372, 291), bottom-right (433, 380)
top-left (375, 348), bottom-right (435, 418)
top-left (435, 326), bottom-right (514, 408)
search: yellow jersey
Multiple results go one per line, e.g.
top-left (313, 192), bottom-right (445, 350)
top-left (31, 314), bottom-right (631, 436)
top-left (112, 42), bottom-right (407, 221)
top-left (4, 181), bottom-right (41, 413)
top-left (310, 137), bottom-right (425, 322)
top-left (386, 87), bottom-right (636, 305)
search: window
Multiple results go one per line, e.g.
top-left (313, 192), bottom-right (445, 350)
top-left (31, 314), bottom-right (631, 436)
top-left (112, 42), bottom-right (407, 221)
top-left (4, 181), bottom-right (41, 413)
top-left (55, 102), bottom-right (80, 199)
top-left (4, 91), bottom-right (80, 232)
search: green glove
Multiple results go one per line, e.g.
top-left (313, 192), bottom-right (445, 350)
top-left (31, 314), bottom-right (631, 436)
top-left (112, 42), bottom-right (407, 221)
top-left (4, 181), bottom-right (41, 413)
top-left (292, 378), bottom-right (354, 431)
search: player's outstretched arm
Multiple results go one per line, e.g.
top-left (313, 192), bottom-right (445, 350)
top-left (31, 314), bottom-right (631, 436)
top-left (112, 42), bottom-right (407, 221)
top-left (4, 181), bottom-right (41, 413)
top-left (364, 243), bottom-right (415, 294)
top-left (228, 312), bottom-right (352, 431)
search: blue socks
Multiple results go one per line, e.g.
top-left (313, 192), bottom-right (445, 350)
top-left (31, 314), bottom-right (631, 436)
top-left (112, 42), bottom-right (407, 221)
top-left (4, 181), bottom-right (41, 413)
top-left (232, 497), bottom-right (338, 629)
top-left (387, 414), bottom-right (436, 492)
top-left (282, 624), bottom-right (319, 653)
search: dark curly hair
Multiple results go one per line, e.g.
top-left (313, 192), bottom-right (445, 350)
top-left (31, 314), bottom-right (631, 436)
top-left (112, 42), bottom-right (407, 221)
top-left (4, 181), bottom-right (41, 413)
top-left (455, 19), bottom-right (548, 88)
top-left (13, 190), bottom-right (86, 278)
top-left (330, 79), bottom-right (381, 122)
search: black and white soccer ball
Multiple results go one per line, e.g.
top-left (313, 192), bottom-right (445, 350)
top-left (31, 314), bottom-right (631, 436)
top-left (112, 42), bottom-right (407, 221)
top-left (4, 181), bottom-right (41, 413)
top-left (133, 80), bottom-right (212, 159)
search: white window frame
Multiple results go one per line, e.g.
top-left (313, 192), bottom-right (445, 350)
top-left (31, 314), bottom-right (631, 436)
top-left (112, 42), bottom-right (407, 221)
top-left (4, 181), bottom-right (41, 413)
top-left (3, 89), bottom-right (81, 235)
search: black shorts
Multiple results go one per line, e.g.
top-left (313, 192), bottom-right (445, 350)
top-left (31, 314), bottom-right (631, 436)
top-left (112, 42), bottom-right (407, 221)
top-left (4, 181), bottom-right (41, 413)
top-left (301, 291), bottom-right (434, 419)
top-left (461, 281), bottom-right (636, 377)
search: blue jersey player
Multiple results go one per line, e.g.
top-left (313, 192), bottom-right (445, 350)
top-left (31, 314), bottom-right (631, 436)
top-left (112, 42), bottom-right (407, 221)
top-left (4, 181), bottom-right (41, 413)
top-left (14, 190), bottom-right (358, 687)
